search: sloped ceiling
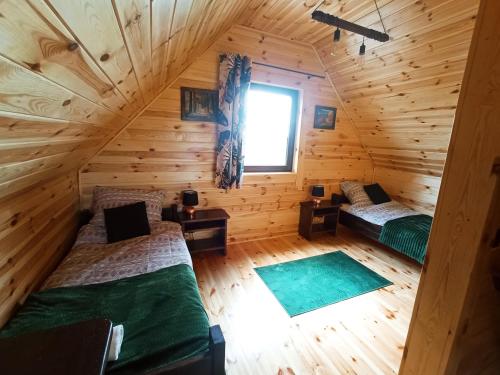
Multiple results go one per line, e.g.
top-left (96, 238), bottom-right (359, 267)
top-left (239, 0), bottom-right (479, 212)
top-left (313, 0), bottom-right (479, 212)
top-left (1, 0), bottom-right (480, 212)
top-left (0, 0), bottom-right (250, 198)
top-left (238, 0), bottom-right (390, 44)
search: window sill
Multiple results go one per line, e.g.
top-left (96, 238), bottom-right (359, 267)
top-left (244, 171), bottom-right (296, 176)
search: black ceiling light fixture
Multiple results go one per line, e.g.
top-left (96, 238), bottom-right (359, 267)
top-left (359, 37), bottom-right (366, 55)
top-left (312, 0), bottom-right (389, 55)
top-left (333, 27), bottom-right (341, 42)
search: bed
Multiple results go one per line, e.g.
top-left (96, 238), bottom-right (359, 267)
top-left (334, 187), bottom-right (433, 264)
top-left (0, 193), bottom-right (225, 375)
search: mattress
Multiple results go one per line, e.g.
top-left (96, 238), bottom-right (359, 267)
top-left (340, 200), bottom-right (418, 226)
top-left (43, 220), bottom-right (192, 289)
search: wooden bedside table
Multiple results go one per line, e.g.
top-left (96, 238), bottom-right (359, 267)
top-left (299, 200), bottom-right (340, 240)
top-left (0, 319), bottom-right (112, 375)
top-left (178, 209), bottom-right (229, 255)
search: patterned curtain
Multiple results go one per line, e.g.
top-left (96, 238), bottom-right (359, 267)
top-left (215, 53), bottom-right (252, 190)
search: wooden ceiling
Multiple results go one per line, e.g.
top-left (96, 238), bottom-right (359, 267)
top-left (236, 0), bottom-right (478, 212)
top-left (0, 0), bottom-right (479, 210)
top-left (238, 0), bottom-right (394, 44)
top-left (313, 0), bottom-right (479, 212)
top-left (239, 0), bottom-right (479, 212)
top-left (0, 0), bottom-right (251, 198)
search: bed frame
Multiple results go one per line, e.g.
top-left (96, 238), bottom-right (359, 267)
top-left (147, 324), bottom-right (225, 375)
top-left (79, 207), bottom-right (226, 375)
top-left (333, 194), bottom-right (424, 266)
top-left (332, 193), bottom-right (383, 241)
top-left (338, 209), bottom-right (382, 241)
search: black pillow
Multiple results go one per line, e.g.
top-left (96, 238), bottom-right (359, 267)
top-left (363, 183), bottom-right (391, 204)
top-left (331, 193), bottom-right (350, 205)
top-left (104, 201), bottom-right (151, 243)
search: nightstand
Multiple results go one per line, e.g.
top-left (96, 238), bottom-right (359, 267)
top-left (178, 209), bottom-right (229, 255)
top-left (299, 200), bottom-right (340, 240)
top-left (0, 319), bottom-right (112, 375)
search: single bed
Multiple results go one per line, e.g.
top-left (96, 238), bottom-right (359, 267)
top-left (0, 207), bottom-right (225, 375)
top-left (335, 194), bottom-right (432, 264)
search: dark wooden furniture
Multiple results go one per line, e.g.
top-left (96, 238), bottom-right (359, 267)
top-left (332, 193), bottom-right (382, 241)
top-left (0, 319), bottom-right (112, 375)
top-left (178, 209), bottom-right (229, 255)
top-left (338, 209), bottom-right (382, 241)
top-left (150, 325), bottom-right (225, 375)
top-left (299, 200), bottom-right (340, 240)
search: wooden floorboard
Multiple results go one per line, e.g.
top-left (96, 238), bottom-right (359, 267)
top-left (192, 227), bottom-right (421, 375)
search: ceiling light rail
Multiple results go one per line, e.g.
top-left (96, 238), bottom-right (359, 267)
top-left (311, 10), bottom-right (389, 43)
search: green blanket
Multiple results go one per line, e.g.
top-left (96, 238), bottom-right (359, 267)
top-left (379, 214), bottom-right (432, 264)
top-left (0, 264), bottom-right (209, 374)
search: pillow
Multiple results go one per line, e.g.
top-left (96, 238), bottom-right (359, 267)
top-left (340, 181), bottom-right (373, 207)
top-left (331, 193), bottom-right (349, 205)
top-left (90, 186), bottom-right (164, 228)
top-left (363, 183), bottom-right (391, 204)
top-left (104, 201), bottom-right (151, 243)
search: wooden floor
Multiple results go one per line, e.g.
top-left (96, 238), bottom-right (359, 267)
top-left (193, 228), bottom-right (422, 375)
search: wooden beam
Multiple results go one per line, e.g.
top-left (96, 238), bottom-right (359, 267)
top-left (311, 10), bottom-right (390, 42)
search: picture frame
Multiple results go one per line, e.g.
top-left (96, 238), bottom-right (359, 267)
top-left (313, 105), bottom-right (337, 130)
top-left (180, 87), bottom-right (218, 122)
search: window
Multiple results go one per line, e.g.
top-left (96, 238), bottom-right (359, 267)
top-left (244, 83), bottom-right (299, 172)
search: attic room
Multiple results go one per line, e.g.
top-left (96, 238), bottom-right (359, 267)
top-left (0, 0), bottom-right (498, 374)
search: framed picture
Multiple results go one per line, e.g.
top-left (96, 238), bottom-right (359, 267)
top-left (313, 105), bottom-right (337, 130)
top-left (180, 87), bottom-right (218, 122)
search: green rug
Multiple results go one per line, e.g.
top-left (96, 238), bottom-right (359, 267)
top-left (255, 251), bottom-right (393, 316)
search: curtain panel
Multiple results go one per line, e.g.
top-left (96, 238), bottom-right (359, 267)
top-left (215, 53), bottom-right (252, 190)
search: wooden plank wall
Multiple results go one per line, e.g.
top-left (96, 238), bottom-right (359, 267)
top-left (80, 25), bottom-right (373, 243)
top-left (449, 177), bottom-right (500, 374)
top-left (0, 172), bottom-right (80, 327)
top-left (0, 0), bottom-right (255, 326)
top-left (0, 0), bottom-right (132, 326)
top-left (0, 0), bottom-right (259, 211)
top-left (312, 0), bottom-right (480, 214)
top-left (0, 0), bottom-right (133, 192)
top-left (400, 0), bottom-right (500, 371)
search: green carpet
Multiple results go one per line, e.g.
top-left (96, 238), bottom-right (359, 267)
top-left (255, 251), bottom-right (393, 316)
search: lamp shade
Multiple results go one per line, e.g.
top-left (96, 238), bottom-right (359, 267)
top-left (182, 190), bottom-right (199, 206)
top-left (311, 185), bottom-right (325, 198)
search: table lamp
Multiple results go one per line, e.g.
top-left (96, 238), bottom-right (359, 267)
top-left (311, 185), bottom-right (324, 206)
top-left (182, 190), bottom-right (198, 218)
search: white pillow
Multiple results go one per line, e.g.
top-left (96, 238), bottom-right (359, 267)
top-left (340, 181), bottom-right (372, 207)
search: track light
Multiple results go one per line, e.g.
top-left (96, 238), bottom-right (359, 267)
top-left (312, 10), bottom-right (389, 42)
top-left (313, 0), bottom-right (389, 53)
top-left (359, 38), bottom-right (366, 55)
top-left (333, 27), bottom-right (340, 42)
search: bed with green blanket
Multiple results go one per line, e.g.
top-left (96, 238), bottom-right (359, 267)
top-left (338, 199), bottom-right (433, 264)
top-left (0, 218), bottom-right (225, 375)
top-left (0, 264), bottom-right (223, 374)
